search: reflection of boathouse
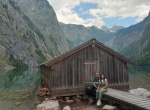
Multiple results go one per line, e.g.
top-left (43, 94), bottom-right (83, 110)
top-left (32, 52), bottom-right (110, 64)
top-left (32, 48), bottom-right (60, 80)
top-left (39, 38), bottom-right (133, 97)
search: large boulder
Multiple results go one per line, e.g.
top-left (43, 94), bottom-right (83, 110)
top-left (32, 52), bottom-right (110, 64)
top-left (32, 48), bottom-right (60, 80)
top-left (129, 88), bottom-right (150, 98)
top-left (143, 91), bottom-right (150, 98)
top-left (37, 100), bottom-right (60, 110)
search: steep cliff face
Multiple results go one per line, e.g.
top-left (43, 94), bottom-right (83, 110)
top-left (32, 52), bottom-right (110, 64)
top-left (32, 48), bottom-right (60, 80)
top-left (60, 22), bottom-right (113, 48)
top-left (0, 0), bottom-right (69, 68)
top-left (13, 0), bottom-right (69, 53)
top-left (106, 12), bottom-right (150, 67)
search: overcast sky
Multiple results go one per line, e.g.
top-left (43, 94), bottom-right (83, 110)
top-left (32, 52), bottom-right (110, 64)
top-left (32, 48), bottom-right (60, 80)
top-left (48, 0), bottom-right (150, 28)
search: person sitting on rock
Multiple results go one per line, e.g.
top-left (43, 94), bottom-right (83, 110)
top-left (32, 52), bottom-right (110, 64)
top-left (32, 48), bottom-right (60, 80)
top-left (96, 73), bottom-right (108, 106)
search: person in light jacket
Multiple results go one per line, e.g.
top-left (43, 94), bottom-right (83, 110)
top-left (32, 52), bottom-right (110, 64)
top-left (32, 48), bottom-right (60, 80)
top-left (96, 73), bottom-right (108, 106)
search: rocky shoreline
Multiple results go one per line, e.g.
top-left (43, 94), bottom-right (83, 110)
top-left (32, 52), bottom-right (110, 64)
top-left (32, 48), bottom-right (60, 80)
top-left (36, 86), bottom-right (118, 110)
top-left (37, 86), bottom-right (150, 110)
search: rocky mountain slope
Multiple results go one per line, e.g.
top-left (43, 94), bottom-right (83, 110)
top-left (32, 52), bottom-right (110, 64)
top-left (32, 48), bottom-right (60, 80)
top-left (106, 12), bottom-right (150, 69)
top-left (101, 25), bottom-right (125, 33)
top-left (60, 22), bottom-right (114, 48)
top-left (0, 0), bottom-right (69, 69)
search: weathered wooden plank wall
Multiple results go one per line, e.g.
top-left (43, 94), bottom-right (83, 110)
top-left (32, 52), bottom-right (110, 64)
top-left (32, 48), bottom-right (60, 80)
top-left (41, 44), bottom-right (129, 96)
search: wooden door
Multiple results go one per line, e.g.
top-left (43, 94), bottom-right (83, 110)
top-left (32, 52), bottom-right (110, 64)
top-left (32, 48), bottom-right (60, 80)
top-left (84, 60), bottom-right (100, 82)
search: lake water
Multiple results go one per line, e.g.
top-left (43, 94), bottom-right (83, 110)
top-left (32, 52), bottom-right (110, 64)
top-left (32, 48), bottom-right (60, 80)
top-left (0, 67), bottom-right (149, 110)
top-left (129, 67), bottom-right (150, 91)
top-left (0, 68), bottom-right (40, 110)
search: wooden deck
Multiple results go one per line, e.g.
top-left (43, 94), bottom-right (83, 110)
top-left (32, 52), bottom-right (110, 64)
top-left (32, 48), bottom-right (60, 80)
top-left (103, 88), bottom-right (150, 110)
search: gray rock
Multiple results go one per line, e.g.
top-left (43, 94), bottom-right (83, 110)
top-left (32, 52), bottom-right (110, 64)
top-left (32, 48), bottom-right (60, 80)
top-left (49, 97), bottom-right (57, 100)
top-left (76, 95), bottom-right (82, 99)
top-left (129, 88), bottom-right (149, 97)
top-left (58, 98), bottom-right (64, 103)
top-left (75, 99), bottom-right (81, 103)
top-left (37, 100), bottom-right (60, 110)
top-left (64, 97), bottom-right (70, 101)
top-left (102, 105), bottom-right (117, 110)
top-left (65, 100), bottom-right (74, 104)
top-left (63, 105), bottom-right (71, 110)
top-left (143, 91), bottom-right (150, 98)
top-left (72, 96), bottom-right (81, 103)
top-left (45, 98), bottom-right (49, 101)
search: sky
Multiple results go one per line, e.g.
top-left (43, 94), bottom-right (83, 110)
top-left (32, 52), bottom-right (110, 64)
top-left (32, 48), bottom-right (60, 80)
top-left (48, 0), bottom-right (150, 28)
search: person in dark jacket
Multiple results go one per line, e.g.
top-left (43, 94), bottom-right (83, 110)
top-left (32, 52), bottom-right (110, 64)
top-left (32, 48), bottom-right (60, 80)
top-left (87, 72), bottom-right (100, 103)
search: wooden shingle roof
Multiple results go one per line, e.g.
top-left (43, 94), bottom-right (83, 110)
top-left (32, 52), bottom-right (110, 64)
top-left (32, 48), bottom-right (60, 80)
top-left (39, 38), bottom-right (133, 66)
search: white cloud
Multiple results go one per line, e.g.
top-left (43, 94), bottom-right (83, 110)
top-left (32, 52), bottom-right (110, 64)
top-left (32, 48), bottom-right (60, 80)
top-left (48, 0), bottom-right (150, 27)
top-left (57, 6), bottom-right (84, 24)
top-left (48, 0), bottom-right (80, 12)
top-left (48, 0), bottom-right (84, 25)
top-left (89, 0), bottom-right (150, 22)
top-left (83, 18), bottom-right (105, 28)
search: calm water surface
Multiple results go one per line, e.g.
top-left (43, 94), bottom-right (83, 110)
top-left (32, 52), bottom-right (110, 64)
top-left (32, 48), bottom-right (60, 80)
top-left (0, 67), bottom-right (149, 110)
top-left (0, 68), bottom-right (40, 110)
top-left (129, 68), bottom-right (150, 91)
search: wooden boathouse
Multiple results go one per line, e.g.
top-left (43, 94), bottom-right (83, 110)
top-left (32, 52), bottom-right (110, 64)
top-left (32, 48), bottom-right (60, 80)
top-left (39, 38), bottom-right (133, 97)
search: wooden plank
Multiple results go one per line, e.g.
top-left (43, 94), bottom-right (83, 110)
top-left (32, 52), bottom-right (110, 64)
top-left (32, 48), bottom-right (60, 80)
top-left (106, 90), bottom-right (149, 102)
top-left (105, 89), bottom-right (142, 99)
top-left (103, 94), bottom-right (149, 110)
top-left (103, 88), bottom-right (150, 110)
top-left (103, 94), bottom-right (147, 110)
top-left (108, 89), bottom-right (148, 100)
top-left (107, 92), bottom-right (150, 106)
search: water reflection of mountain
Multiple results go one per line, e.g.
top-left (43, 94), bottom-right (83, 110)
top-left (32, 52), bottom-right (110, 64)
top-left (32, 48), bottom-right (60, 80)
top-left (0, 68), bottom-right (40, 92)
top-left (0, 68), bottom-right (40, 110)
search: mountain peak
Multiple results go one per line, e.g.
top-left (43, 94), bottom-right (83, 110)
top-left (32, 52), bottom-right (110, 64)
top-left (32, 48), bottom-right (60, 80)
top-left (101, 25), bottom-right (124, 32)
top-left (90, 25), bottom-right (99, 29)
top-left (101, 26), bottom-right (109, 32)
top-left (110, 25), bottom-right (125, 32)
